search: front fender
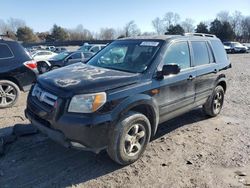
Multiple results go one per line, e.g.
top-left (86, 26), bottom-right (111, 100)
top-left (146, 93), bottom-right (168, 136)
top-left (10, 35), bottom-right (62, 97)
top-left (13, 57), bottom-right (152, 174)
top-left (111, 94), bottom-right (159, 135)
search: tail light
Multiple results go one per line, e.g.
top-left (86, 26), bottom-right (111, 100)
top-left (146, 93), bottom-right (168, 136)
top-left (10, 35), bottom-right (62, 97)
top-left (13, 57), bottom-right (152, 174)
top-left (24, 60), bottom-right (38, 72)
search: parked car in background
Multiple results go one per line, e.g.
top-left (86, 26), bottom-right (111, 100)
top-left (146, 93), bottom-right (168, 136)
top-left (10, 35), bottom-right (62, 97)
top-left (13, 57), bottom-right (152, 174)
top-left (223, 45), bottom-right (231, 53)
top-left (31, 50), bottom-right (57, 61)
top-left (46, 46), bottom-right (56, 51)
top-left (243, 43), bottom-right (250, 53)
top-left (78, 43), bottom-right (106, 53)
top-left (37, 51), bottom-right (94, 74)
top-left (0, 37), bottom-right (37, 108)
top-left (26, 34), bottom-right (231, 165)
top-left (54, 47), bottom-right (67, 53)
top-left (223, 41), bottom-right (248, 53)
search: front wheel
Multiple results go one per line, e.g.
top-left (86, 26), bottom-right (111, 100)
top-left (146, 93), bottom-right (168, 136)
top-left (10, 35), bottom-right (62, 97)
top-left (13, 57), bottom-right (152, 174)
top-left (203, 85), bottom-right (224, 117)
top-left (107, 111), bottom-right (151, 165)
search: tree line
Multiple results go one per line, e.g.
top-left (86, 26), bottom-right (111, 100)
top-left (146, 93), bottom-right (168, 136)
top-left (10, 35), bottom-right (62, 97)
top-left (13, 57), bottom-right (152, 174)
top-left (0, 10), bottom-right (250, 43)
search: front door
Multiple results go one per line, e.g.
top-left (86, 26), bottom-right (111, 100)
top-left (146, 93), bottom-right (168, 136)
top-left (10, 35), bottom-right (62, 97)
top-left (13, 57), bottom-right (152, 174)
top-left (153, 41), bottom-right (196, 123)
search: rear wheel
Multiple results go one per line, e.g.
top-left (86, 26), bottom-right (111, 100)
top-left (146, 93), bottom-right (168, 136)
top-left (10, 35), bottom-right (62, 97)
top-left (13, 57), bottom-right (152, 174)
top-left (0, 80), bottom-right (20, 108)
top-left (107, 111), bottom-right (151, 165)
top-left (203, 85), bottom-right (224, 117)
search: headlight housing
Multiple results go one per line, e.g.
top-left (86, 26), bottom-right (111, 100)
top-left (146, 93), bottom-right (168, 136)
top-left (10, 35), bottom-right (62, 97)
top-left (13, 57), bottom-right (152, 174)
top-left (68, 92), bottom-right (106, 113)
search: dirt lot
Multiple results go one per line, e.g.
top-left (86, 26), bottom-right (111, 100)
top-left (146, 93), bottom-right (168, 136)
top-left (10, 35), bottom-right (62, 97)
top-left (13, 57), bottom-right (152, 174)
top-left (0, 53), bottom-right (250, 188)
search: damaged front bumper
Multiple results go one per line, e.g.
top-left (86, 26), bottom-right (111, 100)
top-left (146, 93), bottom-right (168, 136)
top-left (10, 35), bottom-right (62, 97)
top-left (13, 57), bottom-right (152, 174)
top-left (25, 93), bottom-right (111, 153)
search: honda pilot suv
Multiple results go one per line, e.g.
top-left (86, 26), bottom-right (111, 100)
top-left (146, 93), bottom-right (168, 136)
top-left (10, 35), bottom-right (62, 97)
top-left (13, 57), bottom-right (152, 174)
top-left (25, 34), bottom-right (231, 165)
top-left (0, 36), bottom-right (37, 108)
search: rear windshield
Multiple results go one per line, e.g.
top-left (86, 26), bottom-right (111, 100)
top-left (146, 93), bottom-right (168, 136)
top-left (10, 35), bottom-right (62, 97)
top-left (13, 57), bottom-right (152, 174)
top-left (87, 40), bottom-right (162, 73)
top-left (210, 40), bottom-right (228, 63)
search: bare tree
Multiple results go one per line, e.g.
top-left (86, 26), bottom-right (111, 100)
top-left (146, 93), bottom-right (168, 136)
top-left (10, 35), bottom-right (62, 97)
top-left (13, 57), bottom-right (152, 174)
top-left (163, 12), bottom-right (180, 30)
top-left (152, 17), bottom-right (164, 34)
top-left (0, 19), bottom-right (8, 34)
top-left (99, 28), bottom-right (116, 40)
top-left (181, 18), bottom-right (195, 33)
top-left (68, 24), bottom-right (93, 40)
top-left (231, 11), bottom-right (244, 38)
top-left (124, 21), bottom-right (141, 37)
top-left (7, 18), bottom-right (26, 33)
top-left (216, 11), bottom-right (231, 22)
top-left (241, 16), bottom-right (250, 41)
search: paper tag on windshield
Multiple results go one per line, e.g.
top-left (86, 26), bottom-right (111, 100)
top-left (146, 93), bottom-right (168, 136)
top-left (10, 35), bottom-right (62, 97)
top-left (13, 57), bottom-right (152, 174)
top-left (140, 41), bottom-right (159, 47)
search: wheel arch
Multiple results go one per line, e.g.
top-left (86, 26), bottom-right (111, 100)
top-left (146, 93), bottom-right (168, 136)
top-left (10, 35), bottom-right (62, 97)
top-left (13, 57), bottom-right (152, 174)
top-left (0, 77), bottom-right (22, 91)
top-left (111, 94), bottom-right (160, 137)
top-left (215, 75), bottom-right (227, 93)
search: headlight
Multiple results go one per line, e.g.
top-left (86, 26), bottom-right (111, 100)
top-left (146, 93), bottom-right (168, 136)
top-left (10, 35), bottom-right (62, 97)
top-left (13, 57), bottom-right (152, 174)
top-left (68, 92), bottom-right (106, 113)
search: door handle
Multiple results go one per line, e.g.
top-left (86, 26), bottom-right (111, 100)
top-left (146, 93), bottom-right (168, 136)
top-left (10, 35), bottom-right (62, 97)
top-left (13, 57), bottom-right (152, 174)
top-left (187, 75), bottom-right (195, 80)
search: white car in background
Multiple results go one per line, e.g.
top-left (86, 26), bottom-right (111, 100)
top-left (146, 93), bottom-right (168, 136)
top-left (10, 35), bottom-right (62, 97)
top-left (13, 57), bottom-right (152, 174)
top-left (31, 50), bottom-right (57, 61)
top-left (78, 43), bottom-right (107, 54)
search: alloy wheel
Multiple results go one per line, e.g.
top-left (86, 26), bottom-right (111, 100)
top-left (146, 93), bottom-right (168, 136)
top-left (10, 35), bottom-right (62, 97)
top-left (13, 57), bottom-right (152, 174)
top-left (0, 84), bottom-right (17, 106)
top-left (124, 123), bottom-right (146, 157)
top-left (213, 91), bottom-right (223, 114)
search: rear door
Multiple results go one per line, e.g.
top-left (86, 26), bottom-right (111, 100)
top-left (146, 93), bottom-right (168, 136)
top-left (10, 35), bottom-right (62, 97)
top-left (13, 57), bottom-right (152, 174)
top-left (153, 41), bottom-right (196, 122)
top-left (190, 41), bottom-right (218, 104)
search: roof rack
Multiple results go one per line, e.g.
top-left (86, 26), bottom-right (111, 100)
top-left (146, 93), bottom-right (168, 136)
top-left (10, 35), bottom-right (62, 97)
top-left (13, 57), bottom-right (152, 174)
top-left (184, 33), bottom-right (217, 38)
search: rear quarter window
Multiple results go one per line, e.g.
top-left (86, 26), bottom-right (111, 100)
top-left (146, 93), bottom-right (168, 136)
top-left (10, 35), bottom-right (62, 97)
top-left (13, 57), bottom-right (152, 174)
top-left (0, 43), bottom-right (14, 59)
top-left (210, 40), bottom-right (228, 63)
top-left (191, 41), bottom-right (210, 66)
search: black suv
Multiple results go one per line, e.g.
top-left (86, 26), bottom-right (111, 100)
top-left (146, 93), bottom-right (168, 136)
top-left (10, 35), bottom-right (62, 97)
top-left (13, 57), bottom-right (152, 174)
top-left (0, 37), bottom-right (37, 108)
top-left (26, 34), bottom-right (231, 165)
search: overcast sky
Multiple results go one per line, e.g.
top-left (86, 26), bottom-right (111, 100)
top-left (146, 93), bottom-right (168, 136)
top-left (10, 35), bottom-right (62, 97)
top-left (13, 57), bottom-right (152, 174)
top-left (0, 0), bottom-right (249, 32)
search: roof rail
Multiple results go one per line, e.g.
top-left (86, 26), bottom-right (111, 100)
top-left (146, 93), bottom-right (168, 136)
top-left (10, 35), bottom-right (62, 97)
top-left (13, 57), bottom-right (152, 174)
top-left (184, 33), bottom-right (217, 38)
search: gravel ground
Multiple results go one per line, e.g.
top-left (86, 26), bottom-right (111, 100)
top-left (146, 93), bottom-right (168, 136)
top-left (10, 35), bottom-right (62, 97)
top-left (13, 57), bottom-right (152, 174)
top-left (0, 53), bottom-right (250, 188)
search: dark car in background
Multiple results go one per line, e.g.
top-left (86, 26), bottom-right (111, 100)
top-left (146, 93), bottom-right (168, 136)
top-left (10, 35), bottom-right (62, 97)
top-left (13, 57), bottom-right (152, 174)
top-left (37, 51), bottom-right (94, 74)
top-left (223, 41), bottom-right (248, 53)
top-left (0, 37), bottom-right (37, 108)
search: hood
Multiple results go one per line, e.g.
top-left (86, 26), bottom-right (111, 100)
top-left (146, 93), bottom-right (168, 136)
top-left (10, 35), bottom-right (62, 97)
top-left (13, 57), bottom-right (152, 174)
top-left (38, 63), bottom-right (140, 96)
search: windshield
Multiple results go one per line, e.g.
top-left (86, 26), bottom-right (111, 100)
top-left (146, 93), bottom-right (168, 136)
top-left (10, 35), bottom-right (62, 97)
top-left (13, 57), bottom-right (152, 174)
top-left (232, 42), bottom-right (243, 47)
top-left (78, 45), bottom-right (93, 52)
top-left (87, 40), bottom-right (161, 73)
top-left (50, 52), bottom-right (70, 60)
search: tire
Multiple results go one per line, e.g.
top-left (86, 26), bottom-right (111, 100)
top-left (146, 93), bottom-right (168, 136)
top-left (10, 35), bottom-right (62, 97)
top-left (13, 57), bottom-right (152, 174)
top-left (107, 111), bottom-right (151, 165)
top-left (0, 80), bottom-right (20, 109)
top-left (37, 61), bottom-right (50, 74)
top-left (203, 85), bottom-right (224, 117)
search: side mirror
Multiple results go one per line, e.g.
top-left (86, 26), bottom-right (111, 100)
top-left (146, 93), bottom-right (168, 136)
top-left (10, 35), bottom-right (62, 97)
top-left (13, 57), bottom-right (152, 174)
top-left (157, 64), bottom-right (180, 79)
top-left (162, 64), bottom-right (180, 75)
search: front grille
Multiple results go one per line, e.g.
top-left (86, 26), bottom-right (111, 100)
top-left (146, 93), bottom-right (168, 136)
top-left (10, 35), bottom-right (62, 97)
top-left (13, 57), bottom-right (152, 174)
top-left (32, 84), bottom-right (58, 107)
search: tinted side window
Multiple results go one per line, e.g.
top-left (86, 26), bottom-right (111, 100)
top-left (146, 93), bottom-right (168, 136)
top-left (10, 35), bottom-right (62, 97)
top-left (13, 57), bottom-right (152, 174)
top-left (0, 44), bottom-right (13, 58)
top-left (207, 43), bottom-right (215, 63)
top-left (163, 41), bottom-right (190, 69)
top-left (70, 53), bottom-right (81, 59)
top-left (210, 40), bottom-right (228, 63)
top-left (90, 46), bottom-right (100, 53)
top-left (191, 41), bottom-right (209, 66)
